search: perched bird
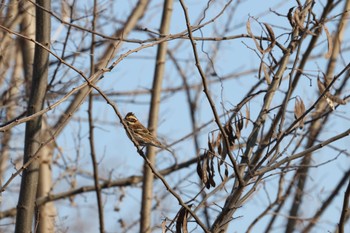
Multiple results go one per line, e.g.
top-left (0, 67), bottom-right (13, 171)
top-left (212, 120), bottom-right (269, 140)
top-left (124, 112), bottom-right (171, 152)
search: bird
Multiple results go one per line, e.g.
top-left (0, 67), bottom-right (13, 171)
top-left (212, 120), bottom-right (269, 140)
top-left (124, 112), bottom-right (171, 152)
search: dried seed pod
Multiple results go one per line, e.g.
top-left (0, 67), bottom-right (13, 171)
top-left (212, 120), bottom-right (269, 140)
top-left (294, 97), bottom-right (306, 129)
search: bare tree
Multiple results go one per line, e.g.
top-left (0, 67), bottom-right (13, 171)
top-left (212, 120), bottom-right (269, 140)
top-left (15, 1), bottom-right (51, 232)
top-left (0, 1), bottom-right (349, 233)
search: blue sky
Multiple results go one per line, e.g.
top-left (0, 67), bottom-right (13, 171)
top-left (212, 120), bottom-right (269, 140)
top-left (52, 1), bottom-right (350, 232)
top-left (1, 0), bottom-right (350, 232)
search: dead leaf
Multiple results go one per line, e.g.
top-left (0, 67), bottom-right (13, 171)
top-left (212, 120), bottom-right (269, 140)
top-left (246, 19), bottom-right (264, 53)
top-left (235, 114), bottom-right (244, 140)
top-left (208, 134), bottom-right (215, 154)
top-left (238, 112), bottom-right (244, 131)
top-left (209, 155), bottom-right (216, 188)
top-left (224, 123), bottom-right (236, 147)
top-left (325, 96), bottom-right (335, 110)
top-left (263, 23), bottom-right (276, 53)
top-left (176, 207), bottom-right (189, 233)
top-left (317, 78), bottom-right (345, 110)
top-left (202, 156), bottom-right (208, 185)
top-left (322, 24), bottom-right (333, 59)
top-left (294, 97), bottom-right (306, 129)
top-left (326, 93), bottom-right (346, 105)
top-left (220, 137), bottom-right (228, 165)
top-left (196, 159), bottom-right (203, 180)
top-left (245, 105), bottom-right (250, 128)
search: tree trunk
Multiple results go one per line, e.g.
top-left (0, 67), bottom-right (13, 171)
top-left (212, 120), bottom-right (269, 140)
top-left (140, 1), bottom-right (173, 232)
top-left (15, 1), bottom-right (51, 232)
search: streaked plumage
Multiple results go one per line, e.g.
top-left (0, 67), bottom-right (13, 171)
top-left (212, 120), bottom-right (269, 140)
top-left (124, 112), bottom-right (170, 151)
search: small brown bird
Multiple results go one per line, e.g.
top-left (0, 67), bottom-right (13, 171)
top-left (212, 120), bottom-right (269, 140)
top-left (124, 112), bottom-right (171, 152)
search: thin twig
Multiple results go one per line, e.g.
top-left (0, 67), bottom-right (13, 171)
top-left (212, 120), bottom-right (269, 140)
top-left (178, 0), bottom-right (243, 187)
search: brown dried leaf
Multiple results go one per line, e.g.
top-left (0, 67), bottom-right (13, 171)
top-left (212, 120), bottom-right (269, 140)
top-left (294, 97), bottom-right (306, 129)
top-left (246, 19), bottom-right (264, 53)
top-left (224, 164), bottom-right (229, 178)
top-left (224, 123), bottom-right (235, 146)
top-left (220, 137), bottom-right (228, 165)
top-left (235, 127), bottom-right (241, 141)
top-left (322, 24), bottom-right (333, 59)
top-left (208, 156), bottom-right (216, 188)
top-left (208, 176), bottom-right (216, 188)
top-left (325, 96), bottom-right (335, 110)
top-left (215, 132), bottom-right (222, 149)
top-left (202, 155), bottom-right (208, 183)
top-left (238, 112), bottom-right (244, 131)
top-left (176, 207), bottom-right (189, 233)
top-left (245, 104), bottom-right (250, 128)
top-left (264, 23), bottom-right (276, 41)
top-left (326, 94), bottom-right (346, 105)
top-left (208, 134), bottom-right (215, 153)
top-left (263, 23), bottom-right (276, 53)
top-left (205, 155), bottom-right (211, 189)
top-left (217, 158), bottom-right (223, 180)
top-left (217, 138), bottom-right (222, 156)
top-left (316, 78), bottom-right (345, 110)
top-left (294, 97), bottom-right (305, 118)
top-left (196, 158), bottom-right (203, 180)
top-left (217, 158), bottom-right (229, 183)
top-left (235, 114), bottom-right (243, 140)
